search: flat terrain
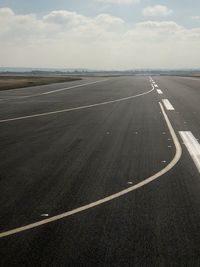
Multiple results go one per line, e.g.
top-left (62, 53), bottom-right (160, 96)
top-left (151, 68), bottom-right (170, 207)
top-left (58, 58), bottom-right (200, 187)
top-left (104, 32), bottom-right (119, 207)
top-left (0, 76), bottom-right (200, 266)
top-left (0, 76), bottom-right (81, 91)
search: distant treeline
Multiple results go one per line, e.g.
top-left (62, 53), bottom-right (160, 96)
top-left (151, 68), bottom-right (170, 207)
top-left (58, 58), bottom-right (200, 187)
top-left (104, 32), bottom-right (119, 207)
top-left (0, 69), bottom-right (200, 77)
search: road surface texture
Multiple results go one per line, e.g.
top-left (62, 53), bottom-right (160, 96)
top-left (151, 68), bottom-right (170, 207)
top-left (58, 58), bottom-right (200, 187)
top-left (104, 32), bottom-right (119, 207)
top-left (0, 76), bottom-right (200, 266)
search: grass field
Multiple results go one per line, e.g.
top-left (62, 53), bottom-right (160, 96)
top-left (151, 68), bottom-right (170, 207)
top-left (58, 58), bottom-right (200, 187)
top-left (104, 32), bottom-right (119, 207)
top-left (0, 76), bottom-right (82, 91)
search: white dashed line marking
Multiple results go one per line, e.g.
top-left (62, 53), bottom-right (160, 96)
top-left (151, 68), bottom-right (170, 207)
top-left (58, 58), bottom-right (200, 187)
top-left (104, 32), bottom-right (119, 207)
top-left (179, 131), bottom-right (200, 173)
top-left (157, 89), bottom-right (163, 94)
top-left (162, 99), bottom-right (175, 111)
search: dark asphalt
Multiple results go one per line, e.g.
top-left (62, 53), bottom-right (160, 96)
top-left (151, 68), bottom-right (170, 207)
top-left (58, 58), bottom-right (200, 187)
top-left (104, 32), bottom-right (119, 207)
top-left (0, 76), bottom-right (200, 266)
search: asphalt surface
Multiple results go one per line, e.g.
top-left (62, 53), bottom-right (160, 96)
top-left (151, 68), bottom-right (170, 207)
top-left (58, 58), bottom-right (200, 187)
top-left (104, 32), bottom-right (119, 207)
top-left (0, 76), bottom-right (200, 266)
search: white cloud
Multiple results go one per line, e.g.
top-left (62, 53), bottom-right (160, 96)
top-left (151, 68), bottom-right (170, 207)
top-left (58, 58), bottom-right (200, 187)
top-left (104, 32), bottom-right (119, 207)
top-left (43, 10), bottom-right (88, 27)
top-left (96, 0), bottom-right (140, 5)
top-left (142, 5), bottom-right (173, 17)
top-left (136, 21), bottom-right (182, 31)
top-left (0, 7), bottom-right (14, 17)
top-left (0, 7), bottom-right (200, 69)
top-left (191, 16), bottom-right (200, 21)
top-left (95, 13), bottom-right (124, 25)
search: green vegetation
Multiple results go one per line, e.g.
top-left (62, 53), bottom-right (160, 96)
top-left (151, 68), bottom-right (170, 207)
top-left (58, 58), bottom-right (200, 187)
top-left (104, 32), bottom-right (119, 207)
top-left (0, 76), bottom-right (82, 91)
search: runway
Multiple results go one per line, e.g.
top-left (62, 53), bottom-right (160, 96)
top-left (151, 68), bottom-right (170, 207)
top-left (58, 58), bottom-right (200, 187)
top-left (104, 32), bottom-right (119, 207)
top-left (0, 75), bottom-right (200, 266)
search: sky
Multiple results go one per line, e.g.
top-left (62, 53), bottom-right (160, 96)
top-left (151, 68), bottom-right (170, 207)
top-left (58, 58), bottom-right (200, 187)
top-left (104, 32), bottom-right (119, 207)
top-left (0, 0), bottom-right (200, 69)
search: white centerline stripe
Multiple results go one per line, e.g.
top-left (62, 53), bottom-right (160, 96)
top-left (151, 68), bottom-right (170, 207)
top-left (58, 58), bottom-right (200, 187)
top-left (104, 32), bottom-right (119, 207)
top-left (0, 85), bottom-right (155, 124)
top-left (0, 79), bottom-right (109, 102)
top-left (0, 102), bottom-right (182, 238)
top-left (162, 99), bottom-right (175, 111)
top-left (179, 131), bottom-right (200, 173)
top-left (157, 89), bottom-right (163, 94)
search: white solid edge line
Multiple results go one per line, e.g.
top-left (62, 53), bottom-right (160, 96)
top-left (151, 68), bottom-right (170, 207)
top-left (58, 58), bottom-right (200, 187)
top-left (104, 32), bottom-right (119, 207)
top-left (0, 85), bottom-right (155, 124)
top-left (0, 102), bottom-right (182, 238)
top-left (0, 79), bottom-right (109, 102)
top-left (179, 131), bottom-right (200, 173)
top-left (162, 99), bottom-right (175, 111)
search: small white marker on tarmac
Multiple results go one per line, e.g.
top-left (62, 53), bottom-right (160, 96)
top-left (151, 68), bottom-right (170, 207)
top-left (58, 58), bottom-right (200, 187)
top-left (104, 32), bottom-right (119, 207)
top-left (41, 214), bottom-right (49, 217)
top-left (162, 160), bottom-right (167, 163)
top-left (127, 182), bottom-right (133, 185)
